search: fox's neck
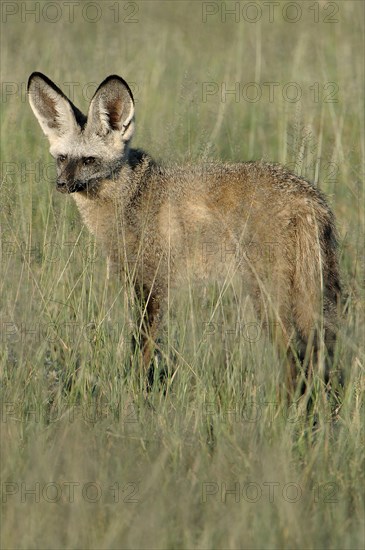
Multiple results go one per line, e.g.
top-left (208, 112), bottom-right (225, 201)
top-left (72, 148), bottom-right (153, 243)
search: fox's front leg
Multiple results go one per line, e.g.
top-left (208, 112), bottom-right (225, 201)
top-left (141, 293), bottom-right (162, 381)
top-left (132, 284), bottom-right (163, 387)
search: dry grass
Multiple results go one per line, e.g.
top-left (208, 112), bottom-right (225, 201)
top-left (1, 1), bottom-right (364, 548)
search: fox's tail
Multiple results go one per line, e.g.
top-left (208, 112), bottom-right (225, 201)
top-left (291, 198), bottom-right (341, 380)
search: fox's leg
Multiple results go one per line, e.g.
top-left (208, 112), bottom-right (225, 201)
top-left (268, 303), bottom-right (299, 397)
top-left (254, 296), bottom-right (298, 396)
top-left (141, 293), bottom-right (162, 382)
top-left (246, 260), bottom-right (299, 396)
top-left (293, 296), bottom-right (341, 392)
top-left (132, 283), bottom-right (163, 387)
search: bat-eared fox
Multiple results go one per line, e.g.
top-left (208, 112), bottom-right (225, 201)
top-left (28, 72), bottom-right (342, 395)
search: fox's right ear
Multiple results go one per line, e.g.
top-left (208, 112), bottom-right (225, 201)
top-left (86, 75), bottom-right (135, 142)
top-left (27, 72), bottom-right (85, 143)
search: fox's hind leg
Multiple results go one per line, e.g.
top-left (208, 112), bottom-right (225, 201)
top-left (293, 291), bottom-right (341, 393)
top-left (247, 265), bottom-right (299, 397)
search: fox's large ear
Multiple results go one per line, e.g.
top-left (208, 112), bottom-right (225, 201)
top-left (27, 72), bottom-right (85, 143)
top-left (86, 75), bottom-right (135, 141)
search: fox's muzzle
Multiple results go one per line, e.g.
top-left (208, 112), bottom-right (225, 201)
top-left (56, 180), bottom-right (88, 193)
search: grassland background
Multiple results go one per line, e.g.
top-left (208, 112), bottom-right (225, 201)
top-left (0, 1), bottom-right (364, 549)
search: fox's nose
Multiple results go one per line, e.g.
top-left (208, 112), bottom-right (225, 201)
top-left (56, 180), bottom-right (69, 193)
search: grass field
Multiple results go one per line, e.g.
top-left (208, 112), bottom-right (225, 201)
top-left (1, 1), bottom-right (364, 548)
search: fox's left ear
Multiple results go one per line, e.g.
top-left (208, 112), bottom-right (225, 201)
top-left (27, 72), bottom-right (85, 143)
top-left (86, 75), bottom-right (135, 141)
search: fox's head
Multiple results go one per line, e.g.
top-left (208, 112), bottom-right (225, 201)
top-left (27, 73), bottom-right (135, 194)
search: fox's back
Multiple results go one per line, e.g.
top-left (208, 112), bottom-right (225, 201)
top-left (128, 157), bottom-right (334, 286)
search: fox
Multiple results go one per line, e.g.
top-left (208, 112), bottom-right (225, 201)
top-left (27, 72), bottom-right (341, 394)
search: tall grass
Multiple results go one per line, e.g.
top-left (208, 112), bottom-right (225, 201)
top-left (1, 1), bottom-right (364, 548)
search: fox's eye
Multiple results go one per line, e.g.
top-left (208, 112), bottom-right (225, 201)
top-left (58, 155), bottom-right (67, 162)
top-left (83, 157), bottom-right (96, 166)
